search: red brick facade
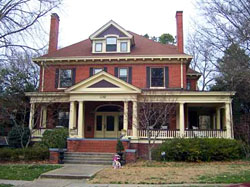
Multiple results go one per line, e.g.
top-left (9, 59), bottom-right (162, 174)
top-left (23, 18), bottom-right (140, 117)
top-left (41, 62), bottom-right (191, 92)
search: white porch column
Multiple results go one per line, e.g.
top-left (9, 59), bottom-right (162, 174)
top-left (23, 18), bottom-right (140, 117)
top-left (29, 103), bottom-right (35, 130)
top-left (78, 101), bottom-right (84, 138)
top-left (225, 103), bottom-right (232, 139)
top-left (69, 101), bottom-right (77, 130)
top-left (216, 108), bottom-right (221, 130)
top-left (132, 101), bottom-right (138, 138)
top-left (179, 102), bottom-right (185, 137)
top-left (123, 101), bottom-right (128, 136)
top-left (40, 105), bottom-right (47, 128)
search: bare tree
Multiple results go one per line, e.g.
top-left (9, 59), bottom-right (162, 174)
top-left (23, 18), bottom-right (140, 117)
top-left (0, 0), bottom-right (62, 60)
top-left (186, 32), bottom-right (217, 90)
top-left (195, 0), bottom-right (250, 54)
top-left (137, 97), bottom-right (176, 161)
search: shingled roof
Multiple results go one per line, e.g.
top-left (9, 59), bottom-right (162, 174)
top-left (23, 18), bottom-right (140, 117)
top-left (41, 31), bottom-right (185, 59)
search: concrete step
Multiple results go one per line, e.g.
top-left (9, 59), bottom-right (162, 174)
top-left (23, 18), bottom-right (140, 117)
top-left (64, 152), bottom-right (114, 156)
top-left (63, 160), bottom-right (112, 165)
top-left (64, 156), bottom-right (112, 161)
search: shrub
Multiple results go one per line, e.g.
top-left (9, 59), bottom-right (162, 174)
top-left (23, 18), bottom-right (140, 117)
top-left (152, 138), bottom-right (245, 162)
top-left (41, 127), bottom-right (68, 149)
top-left (0, 147), bottom-right (49, 161)
top-left (8, 126), bottom-right (30, 148)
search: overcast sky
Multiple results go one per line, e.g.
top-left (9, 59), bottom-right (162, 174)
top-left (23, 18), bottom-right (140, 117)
top-left (44, 0), bottom-right (197, 48)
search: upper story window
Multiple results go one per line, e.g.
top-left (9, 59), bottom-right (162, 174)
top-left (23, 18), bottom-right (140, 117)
top-left (93, 68), bottom-right (103, 74)
top-left (95, 43), bottom-right (102, 52)
top-left (151, 68), bottom-right (164, 87)
top-left (59, 69), bottom-right (73, 88)
top-left (120, 42), bottom-right (127, 52)
top-left (119, 68), bottom-right (128, 82)
top-left (106, 37), bottom-right (117, 51)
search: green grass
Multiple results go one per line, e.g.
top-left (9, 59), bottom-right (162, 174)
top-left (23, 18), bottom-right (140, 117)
top-left (0, 165), bottom-right (62, 181)
top-left (0, 184), bottom-right (14, 187)
top-left (199, 170), bottom-right (250, 183)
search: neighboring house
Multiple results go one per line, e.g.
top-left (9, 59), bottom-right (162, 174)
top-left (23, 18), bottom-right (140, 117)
top-left (26, 11), bottom-right (235, 155)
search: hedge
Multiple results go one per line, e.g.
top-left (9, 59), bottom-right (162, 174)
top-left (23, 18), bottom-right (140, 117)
top-left (41, 127), bottom-right (68, 149)
top-left (0, 147), bottom-right (49, 161)
top-left (152, 138), bottom-right (245, 162)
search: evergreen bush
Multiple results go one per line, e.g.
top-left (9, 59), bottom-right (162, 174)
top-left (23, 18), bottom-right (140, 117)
top-left (41, 127), bottom-right (68, 149)
top-left (152, 138), bottom-right (245, 162)
top-left (8, 126), bottom-right (30, 148)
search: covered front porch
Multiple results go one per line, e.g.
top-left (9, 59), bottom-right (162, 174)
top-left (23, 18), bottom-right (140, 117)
top-left (27, 94), bottom-right (234, 140)
top-left (26, 72), bottom-right (234, 142)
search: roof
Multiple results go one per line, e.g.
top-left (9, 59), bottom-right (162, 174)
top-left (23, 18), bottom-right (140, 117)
top-left (41, 31), bottom-right (185, 59)
top-left (187, 68), bottom-right (202, 78)
top-left (187, 68), bottom-right (201, 75)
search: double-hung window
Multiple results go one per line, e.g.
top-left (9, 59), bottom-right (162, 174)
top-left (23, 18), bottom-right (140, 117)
top-left (118, 68), bottom-right (128, 82)
top-left (59, 69), bottom-right (73, 88)
top-left (106, 37), bottom-right (117, 52)
top-left (120, 42), bottom-right (127, 52)
top-left (95, 43), bottom-right (102, 52)
top-left (150, 68), bottom-right (164, 87)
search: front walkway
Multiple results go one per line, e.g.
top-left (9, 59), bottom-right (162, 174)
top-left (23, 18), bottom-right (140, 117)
top-left (40, 164), bottom-right (107, 179)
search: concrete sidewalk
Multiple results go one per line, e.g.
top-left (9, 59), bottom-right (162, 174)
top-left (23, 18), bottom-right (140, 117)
top-left (0, 179), bottom-right (233, 187)
top-left (40, 164), bottom-right (107, 179)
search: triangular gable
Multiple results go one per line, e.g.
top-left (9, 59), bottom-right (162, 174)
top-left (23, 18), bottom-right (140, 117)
top-left (65, 71), bottom-right (141, 94)
top-left (90, 20), bottom-right (133, 39)
top-left (88, 80), bottom-right (118, 88)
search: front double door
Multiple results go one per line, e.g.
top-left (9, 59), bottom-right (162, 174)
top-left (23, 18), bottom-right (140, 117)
top-left (95, 112), bottom-right (123, 138)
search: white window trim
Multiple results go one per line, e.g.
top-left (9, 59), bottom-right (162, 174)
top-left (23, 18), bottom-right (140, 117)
top-left (93, 68), bottom-right (104, 75)
top-left (118, 67), bottom-right (128, 82)
top-left (58, 69), bottom-right (73, 89)
top-left (150, 67), bottom-right (165, 89)
top-left (106, 37), bottom-right (117, 52)
top-left (120, 42), bottom-right (127, 52)
top-left (95, 43), bottom-right (102, 52)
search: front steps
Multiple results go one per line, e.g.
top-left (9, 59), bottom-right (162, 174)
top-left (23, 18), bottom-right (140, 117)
top-left (63, 152), bottom-right (113, 165)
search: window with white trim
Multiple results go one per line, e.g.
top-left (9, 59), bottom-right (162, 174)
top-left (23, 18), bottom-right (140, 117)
top-left (95, 43), bottom-right (102, 52)
top-left (106, 37), bottom-right (117, 51)
top-left (118, 68), bottom-right (128, 82)
top-left (120, 42), bottom-right (127, 52)
top-left (93, 68), bottom-right (103, 75)
top-left (150, 68), bottom-right (164, 87)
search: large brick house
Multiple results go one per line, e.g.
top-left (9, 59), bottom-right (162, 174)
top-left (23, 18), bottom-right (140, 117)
top-left (26, 11), bottom-right (234, 156)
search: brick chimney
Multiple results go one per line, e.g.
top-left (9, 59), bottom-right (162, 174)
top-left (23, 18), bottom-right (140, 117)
top-left (176, 11), bottom-right (184, 53)
top-left (48, 13), bottom-right (60, 54)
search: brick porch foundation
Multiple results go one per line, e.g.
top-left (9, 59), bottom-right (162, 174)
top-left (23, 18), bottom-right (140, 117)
top-left (67, 138), bottom-right (129, 153)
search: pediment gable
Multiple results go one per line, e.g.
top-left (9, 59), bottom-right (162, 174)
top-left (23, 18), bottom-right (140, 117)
top-left (90, 20), bottom-right (133, 39)
top-left (87, 80), bottom-right (118, 88)
top-left (65, 71), bottom-right (141, 94)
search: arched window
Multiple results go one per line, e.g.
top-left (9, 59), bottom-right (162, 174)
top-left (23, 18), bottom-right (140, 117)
top-left (96, 105), bottom-right (122, 112)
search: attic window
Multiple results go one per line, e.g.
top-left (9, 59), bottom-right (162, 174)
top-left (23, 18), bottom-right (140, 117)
top-left (106, 37), bottom-right (117, 51)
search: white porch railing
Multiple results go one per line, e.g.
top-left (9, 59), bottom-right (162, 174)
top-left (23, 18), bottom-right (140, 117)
top-left (136, 130), bottom-right (181, 139)
top-left (184, 130), bottom-right (227, 138)
top-left (31, 128), bottom-right (47, 137)
top-left (129, 129), bottom-right (227, 139)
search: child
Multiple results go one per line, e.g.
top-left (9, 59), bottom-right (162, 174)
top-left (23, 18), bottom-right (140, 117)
top-left (112, 154), bottom-right (121, 169)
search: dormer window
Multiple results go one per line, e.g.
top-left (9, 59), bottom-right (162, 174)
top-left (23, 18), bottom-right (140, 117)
top-left (106, 37), bottom-right (117, 51)
top-left (120, 42), bottom-right (127, 52)
top-left (95, 43), bottom-right (102, 52)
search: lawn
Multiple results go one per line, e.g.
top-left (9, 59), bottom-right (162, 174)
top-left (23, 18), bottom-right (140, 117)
top-left (88, 160), bottom-right (250, 184)
top-left (0, 165), bottom-right (62, 181)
